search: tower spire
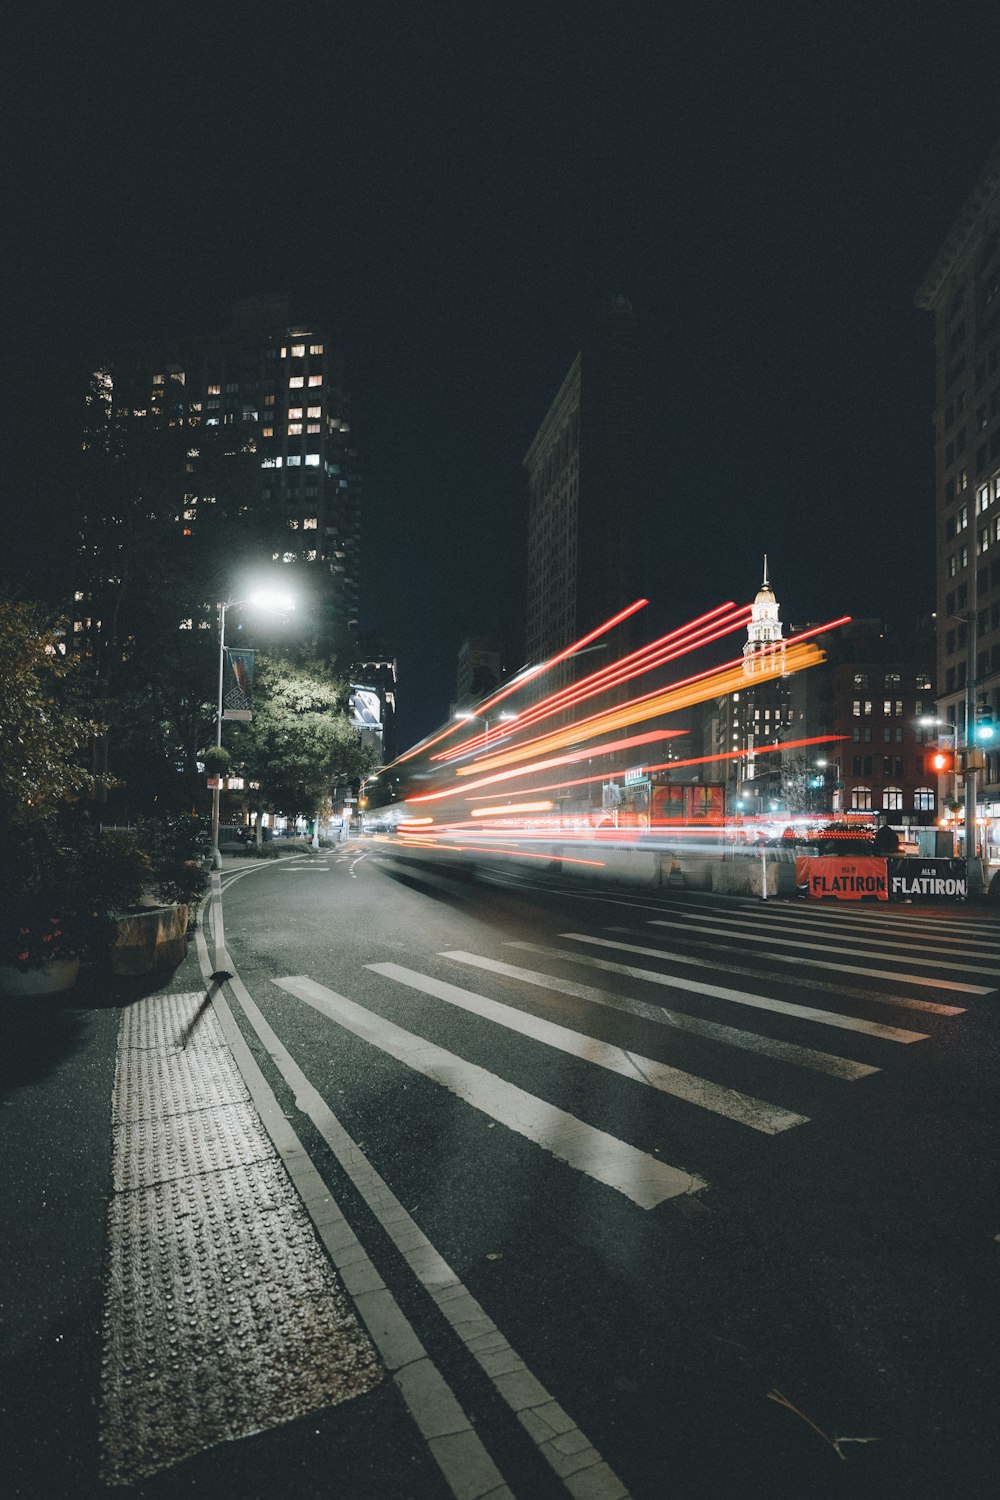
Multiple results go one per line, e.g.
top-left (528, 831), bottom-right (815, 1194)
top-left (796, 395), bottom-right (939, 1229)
top-left (762, 553), bottom-right (769, 590)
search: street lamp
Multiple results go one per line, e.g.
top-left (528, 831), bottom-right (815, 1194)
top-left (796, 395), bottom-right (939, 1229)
top-left (210, 588), bottom-right (295, 869)
top-left (454, 709), bottom-right (518, 748)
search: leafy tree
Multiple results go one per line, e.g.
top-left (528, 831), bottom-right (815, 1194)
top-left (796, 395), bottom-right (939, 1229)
top-left (223, 654), bottom-right (378, 834)
top-left (0, 600), bottom-right (108, 827)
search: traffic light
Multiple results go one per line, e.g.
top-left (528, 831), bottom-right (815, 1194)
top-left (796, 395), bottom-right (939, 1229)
top-left (930, 749), bottom-right (954, 774)
top-left (973, 700), bottom-right (996, 743)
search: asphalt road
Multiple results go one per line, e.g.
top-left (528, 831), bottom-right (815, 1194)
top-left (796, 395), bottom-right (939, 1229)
top-left (195, 839), bottom-right (1000, 1500)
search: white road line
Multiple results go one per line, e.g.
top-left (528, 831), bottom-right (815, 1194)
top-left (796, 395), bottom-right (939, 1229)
top-left (442, 948), bottom-right (877, 1081)
top-left (669, 906), bottom-right (1000, 958)
top-left (373, 962), bottom-right (806, 1135)
top-left (646, 916), bottom-right (989, 991)
top-left (195, 896), bottom-right (515, 1500)
top-left (646, 911), bottom-right (996, 978)
top-left (275, 974), bottom-right (705, 1207)
top-left (544, 937), bottom-right (930, 1042)
top-left (221, 970), bottom-right (637, 1500)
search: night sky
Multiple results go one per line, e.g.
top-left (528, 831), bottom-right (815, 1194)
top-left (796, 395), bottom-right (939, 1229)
top-left (5, 2), bottom-right (1000, 747)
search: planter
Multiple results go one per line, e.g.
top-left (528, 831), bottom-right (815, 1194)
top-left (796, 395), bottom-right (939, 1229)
top-left (110, 905), bottom-right (188, 976)
top-left (0, 956), bottom-right (82, 997)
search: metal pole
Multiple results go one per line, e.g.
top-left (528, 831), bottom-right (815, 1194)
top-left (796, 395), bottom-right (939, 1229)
top-left (964, 569), bottom-right (983, 897)
top-left (211, 601), bottom-right (226, 871)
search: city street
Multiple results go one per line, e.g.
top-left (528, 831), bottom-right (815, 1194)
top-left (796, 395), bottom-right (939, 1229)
top-left (4, 843), bottom-right (1000, 1499)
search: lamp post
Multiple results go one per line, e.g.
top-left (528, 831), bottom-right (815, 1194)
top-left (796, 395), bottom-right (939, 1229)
top-left (454, 709), bottom-right (518, 748)
top-left (210, 588), bottom-right (295, 870)
top-left (919, 715), bottom-right (959, 856)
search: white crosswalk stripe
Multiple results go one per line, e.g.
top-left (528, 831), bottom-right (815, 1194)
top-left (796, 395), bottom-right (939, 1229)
top-left (275, 974), bottom-right (705, 1208)
top-left (645, 917), bottom-right (988, 993)
top-left (543, 936), bottom-right (929, 1040)
top-left (440, 948), bottom-right (878, 1081)
top-left (370, 961), bottom-right (808, 1134)
top-left (646, 911), bottom-right (996, 981)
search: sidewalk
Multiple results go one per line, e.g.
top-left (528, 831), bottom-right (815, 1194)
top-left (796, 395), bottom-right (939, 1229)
top-left (0, 866), bottom-right (440, 1500)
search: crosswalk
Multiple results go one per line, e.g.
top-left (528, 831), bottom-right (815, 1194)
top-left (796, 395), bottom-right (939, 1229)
top-left (274, 896), bottom-right (999, 1212)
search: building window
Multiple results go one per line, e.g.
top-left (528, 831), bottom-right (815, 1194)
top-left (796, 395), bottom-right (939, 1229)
top-left (289, 377), bottom-right (304, 388)
top-left (288, 407), bottom-right (303, 419)
top-left (303, 517), bottom-right (317, 529)
top-left (290, 343), bottom-right (306, 357)
top-left (207, 384), bottom-right (221, 395)
top-left (883, 672), bottom-right (900, 691)
top-left (308, 375), bottom-right (323, 387)
top-left (850, 786), bottom-right (872, 811)
top-left (884, 787), bottom-right (903, 811)
top-left (307, 406), bottom-right (321, 418)
top-left (309, 343), bottom-right (323, 355)
top-left (853, 672), bottom-right (869, 690)
top-left (288, 422), bottom-right (302, 435)
top-left (914, 787), bottom-right (936, 812)
top-left (304, 453), bottom-right (320, 466)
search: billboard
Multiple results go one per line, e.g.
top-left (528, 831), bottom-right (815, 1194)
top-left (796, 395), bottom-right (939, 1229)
top-left (349, 686), bottom-right (382, 728)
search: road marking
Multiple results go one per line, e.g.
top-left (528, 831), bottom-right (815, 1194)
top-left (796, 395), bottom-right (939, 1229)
top-left (646, 911), bottom-right (996, 981)
top-left (374, 962), bottom-right (807, 1134)
top-left (646, 917), bottom-right (988, 993)
top-left (547, 936), bottom-right (930, 1041)
top-left (708, 906), bottom-right (1000, 955)
top-left (442, 948), bottom-right (877, 1080)
top-left (275, 974), bottom-right (705, 1207)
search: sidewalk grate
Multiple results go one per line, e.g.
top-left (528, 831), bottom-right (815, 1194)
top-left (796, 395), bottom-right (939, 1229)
top-left (100, 991), bottom-right (382, 1486)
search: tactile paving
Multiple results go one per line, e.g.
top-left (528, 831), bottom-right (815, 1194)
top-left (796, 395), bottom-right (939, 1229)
top-left (100, 994), bottom-right (383, 1484)
top-left (120, 991), bottom-right (228, 1054)
top-left (111, 1101), bottom-right (276, 1192)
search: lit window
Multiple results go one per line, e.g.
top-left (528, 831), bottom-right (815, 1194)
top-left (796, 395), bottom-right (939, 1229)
top-left (914, 787), bottom-right (936, 812)
top-left (305, 549), bottom-right (317, 560)
top-left (262, 426), bottom-right (273, 438)
top-left (850, 785), bottom-right (872, 811)
top-left (183, 507), bottom-right (197, 520)
top-left (309, 343), bottom-right (323, 354)
top-left (287, 454), bottom-right (301, 466)
top-left (288, 422), bottom-right (302, 435)
top-left (288, 407), bottom-right (303, 419)
top-left (153, 373), bottom-right (164, 386)
top-left (883, 786), bottom-right (903, 811)
top-left (304, 453), bottom-right (320, 466)
top-left (283, 551), bottom-right (296, 563)
top-left (303, 517), bottom-right (318, 530)
top-left (208, 384), bottom-right (221, 395)
top-left (288, 519), bottom-right (300, 530)
top-left (308, 375), bottom-right (322, 387)
top-left (280, 347), bottom-right (287, 358)
top-left (289, 376), bottom-right (304, 388)
top-left (179, 618), bottom-right (193, 629)
top-left (290, 343), bottom-right (305, 357)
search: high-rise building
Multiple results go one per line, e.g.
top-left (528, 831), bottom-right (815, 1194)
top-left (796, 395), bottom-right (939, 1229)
top-left (79, 296), bottom-right (361, 657)
top-left (916, 144), bottom-right (1000, 828)
top-left (515, 297), bottom-right (646, 695)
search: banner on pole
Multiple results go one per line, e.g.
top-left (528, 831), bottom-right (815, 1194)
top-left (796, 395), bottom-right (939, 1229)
top-left (222, 648), bottom-right (254, 720)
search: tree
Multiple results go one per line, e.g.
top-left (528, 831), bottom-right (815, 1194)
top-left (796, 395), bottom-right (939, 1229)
top-left (0, 600), bottom-right (107, 827)
top-left (223, 654), bottom-right (378, 834)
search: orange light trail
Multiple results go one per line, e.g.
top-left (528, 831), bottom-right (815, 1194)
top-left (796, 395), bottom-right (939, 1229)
top-left (435, 601), bottom-right (751, 762)
top-left (386, 597), bottom-right (648, 767)
top-left (406, 727), bottom-right (674, 803)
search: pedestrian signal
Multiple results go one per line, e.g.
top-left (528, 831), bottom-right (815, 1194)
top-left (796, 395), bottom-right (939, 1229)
top-left (930, 750), bottom-right (954, 773)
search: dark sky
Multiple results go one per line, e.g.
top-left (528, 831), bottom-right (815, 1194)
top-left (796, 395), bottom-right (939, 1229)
top-left (5, 1), bottom-right (1000, 746)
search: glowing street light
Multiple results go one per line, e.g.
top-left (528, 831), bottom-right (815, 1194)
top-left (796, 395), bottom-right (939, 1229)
top-left (210, 588), bottom-right (296, 869)
top-left (454, 708), bottom-right (518, 748)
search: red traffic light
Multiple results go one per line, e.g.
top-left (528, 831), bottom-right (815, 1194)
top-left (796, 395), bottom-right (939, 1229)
top-left (931, 750), bottom-right (954, 773)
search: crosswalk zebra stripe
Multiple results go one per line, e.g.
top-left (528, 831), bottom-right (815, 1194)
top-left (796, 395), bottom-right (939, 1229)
top-left (373, 962), bottom-right (807, 1135)
top-left (646, 912), bottom-right (995, 981)
top-left (644, 912), bottom-right (989, 996)
top-left (677, 906), bottom-right (1000, 958)
top-left (550, 936), bottom-right (930, 1041)
top-left (443, 947), bottom-right (878, 1081)
top-left (276, 974), bottom-right (705, 1208)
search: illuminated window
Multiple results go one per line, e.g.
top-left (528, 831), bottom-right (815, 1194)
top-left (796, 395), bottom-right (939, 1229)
top-left (283, 551), bottom-right (296, 563)
top-left (288, 407), bottom-right (303, 419)
top-left (883, 787), bottom-right (903, 811)
top-left (304, 453), bottom-right (320, 466)
top-left (307, 422), bottom-right (321, 433)
top-left (303, 517), bottom-right (318, 529)
top-left (288, 422), bottom-right (302, 435)
top-left (307, 406), bottom-right (321, 418)
top-left (208, 384), bottom-right (221, 395)
top-left (850, 785), bottom-right (872, 811)
top-left (914, 787), bottom-right (935, 812)
top-left (280, 347), bottom-right (286, 358)
top-left (262, 426), bottom-right (273, 438)
top-left (183, 507), bottom-right (197, 520)
top-left (287, 454), bottom-right (301, 466)
top-left (308, 375), bottom-right (322, 387)
top-left (309, 343), bottom-right (323, 354)
top-left (153, 373), bottom-right (164, 386)
top-left (305, 549), bottom-right (317, 560)
top-left (289, 376), bottom-right (304, 388)
top-left (290, 343), bottom-right (305, 357)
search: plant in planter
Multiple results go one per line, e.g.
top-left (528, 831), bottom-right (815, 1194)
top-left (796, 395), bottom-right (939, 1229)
top-left (201, 745), bottom-right (231, 779)
top-left (0, 825), bottom-right (84, 995)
